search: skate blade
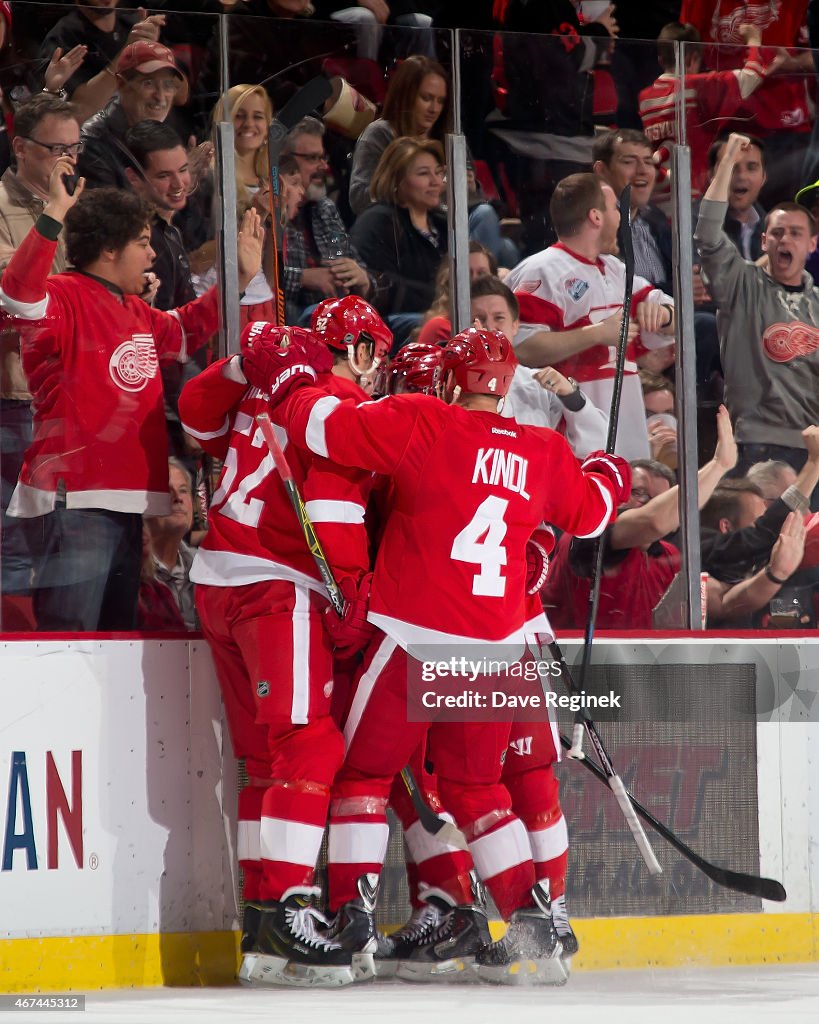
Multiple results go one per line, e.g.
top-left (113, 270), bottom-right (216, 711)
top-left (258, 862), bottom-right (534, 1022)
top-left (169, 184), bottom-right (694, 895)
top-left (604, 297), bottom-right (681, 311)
top-left (473, 954), bottom-right (568, 987)
top-left (373, 957), bottom-right (400, 979)
top-left (238, 952), bottom-right (356, 988)
top-left (397, 956), bottom-right (479, 983)
top-left (351, 951), bottom-right (376, 982)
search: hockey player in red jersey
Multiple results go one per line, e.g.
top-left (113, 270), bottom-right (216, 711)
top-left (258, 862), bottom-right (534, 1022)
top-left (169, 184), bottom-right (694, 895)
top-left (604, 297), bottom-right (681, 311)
top-left (366, 344), bottom-right (578, 976)
top-left (178, 296), bottom-right (391, 989)
top-left (243, 325), bottom-right (630, 983)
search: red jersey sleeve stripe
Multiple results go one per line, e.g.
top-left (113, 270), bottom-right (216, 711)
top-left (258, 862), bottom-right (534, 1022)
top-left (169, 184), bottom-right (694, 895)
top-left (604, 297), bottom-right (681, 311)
top-left (515, 291), bottom-right (566, 330)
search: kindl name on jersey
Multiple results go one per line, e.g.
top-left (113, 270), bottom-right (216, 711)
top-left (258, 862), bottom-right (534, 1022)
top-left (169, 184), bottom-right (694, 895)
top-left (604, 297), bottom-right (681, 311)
top-left (472, 447), bottom-right (530, 499)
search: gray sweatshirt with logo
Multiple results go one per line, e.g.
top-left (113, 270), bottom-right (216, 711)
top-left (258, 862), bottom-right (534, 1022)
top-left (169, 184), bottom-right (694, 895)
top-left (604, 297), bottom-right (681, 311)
top-left (695, 198), bottom-right (819, 449)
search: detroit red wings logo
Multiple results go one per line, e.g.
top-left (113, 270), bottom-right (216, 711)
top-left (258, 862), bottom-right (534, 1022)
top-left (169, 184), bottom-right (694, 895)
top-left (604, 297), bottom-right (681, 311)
top-left (712, 1), bottom-right (779, 44)
top-left (109, 334), bottom-right (159, 392)
top-left (763, 322), bottom-right (819, 363)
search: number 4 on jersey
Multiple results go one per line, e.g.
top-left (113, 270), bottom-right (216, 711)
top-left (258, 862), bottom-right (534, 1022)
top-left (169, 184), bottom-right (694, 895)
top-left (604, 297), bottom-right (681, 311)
top-left (451, 496), bottom-right (509, 597)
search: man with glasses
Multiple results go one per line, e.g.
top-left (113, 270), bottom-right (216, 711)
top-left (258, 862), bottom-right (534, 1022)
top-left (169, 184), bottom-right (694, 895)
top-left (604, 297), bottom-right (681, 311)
top-left (0, 94), bottom-right (81, 624)
top-left (78, 40), bottom-right (189, 191)
top-left (281, 117), bottom-right (374, 324)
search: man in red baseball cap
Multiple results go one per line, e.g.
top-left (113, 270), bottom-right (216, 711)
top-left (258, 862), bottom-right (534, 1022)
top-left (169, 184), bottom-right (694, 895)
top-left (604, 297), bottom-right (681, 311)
top-left (78, 40), bottom-right (190, 190)
top-left (116, 40), bottom-right (189, 106)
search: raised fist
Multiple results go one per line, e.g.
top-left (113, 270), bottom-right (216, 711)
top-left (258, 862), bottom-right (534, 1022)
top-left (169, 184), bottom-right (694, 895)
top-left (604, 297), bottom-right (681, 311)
top-left (325, 573), bottom-right (375, 658)
top-left (581, 450), bottom-right (632, 507)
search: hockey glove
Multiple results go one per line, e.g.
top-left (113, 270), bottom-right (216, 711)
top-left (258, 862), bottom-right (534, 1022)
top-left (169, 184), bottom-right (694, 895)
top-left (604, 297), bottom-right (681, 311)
top-left (580, 450), bottom-right (632, 507)
top-left (325, 573), bottom-right (375, 658)
top-left (526, 526), bottom-right (556, 595)
top-left (239, 323), bottom-right (330, 403)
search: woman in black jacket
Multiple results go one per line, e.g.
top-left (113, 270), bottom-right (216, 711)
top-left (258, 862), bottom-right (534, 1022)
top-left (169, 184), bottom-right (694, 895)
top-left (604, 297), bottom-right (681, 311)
top-left (350, 136), bottom-right (446, 343)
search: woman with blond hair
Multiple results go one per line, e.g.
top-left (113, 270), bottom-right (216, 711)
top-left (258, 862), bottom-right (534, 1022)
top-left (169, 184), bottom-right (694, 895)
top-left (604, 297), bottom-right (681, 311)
top-left (350, 135), bottom-right (446, 344)
top-left (348, 54), bottom-right (449, 215)
top-left (193, 83), bottom-right (282, 322)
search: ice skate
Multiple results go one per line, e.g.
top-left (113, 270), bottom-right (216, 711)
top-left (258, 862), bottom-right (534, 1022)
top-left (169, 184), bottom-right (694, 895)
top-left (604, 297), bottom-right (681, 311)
top-left (473, 880), bottom-right (567, 986)
top-left (551, 892), bottom-right (579, 968)
top-left (237, 888), bottom-right (357, 988)
top-left (375, 899), bottom-right (447, 978)
top-left (395, 891), bottom-right (491, 982)
top-left (240, 903), bottom-right (261, 955)
top-left (324, 873), bottom-right (382, 981)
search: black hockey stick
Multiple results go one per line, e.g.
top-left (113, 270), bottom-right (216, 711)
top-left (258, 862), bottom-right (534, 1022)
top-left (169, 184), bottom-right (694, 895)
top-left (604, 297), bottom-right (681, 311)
top-left (255, 412), bottom-right (468, 852)
top-left (569, 183), bottom-right (635, 761)
top-left (549, 641), bottom-right (662, 875)
top-left (558, 732), bottom-right (786, 901)
top-left (265, 76), bottom-right (333, 325)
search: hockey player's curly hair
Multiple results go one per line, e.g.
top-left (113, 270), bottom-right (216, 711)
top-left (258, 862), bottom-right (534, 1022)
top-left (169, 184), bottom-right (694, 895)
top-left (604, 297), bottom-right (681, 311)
top-left (64, 188), bottom-right (154, 271)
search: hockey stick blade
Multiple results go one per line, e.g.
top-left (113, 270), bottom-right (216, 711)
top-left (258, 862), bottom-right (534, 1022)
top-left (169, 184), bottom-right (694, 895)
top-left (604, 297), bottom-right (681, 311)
top-left (560, 733), bottom-right (786, 901)
top-left (400, 768), bottom-right (469, 852)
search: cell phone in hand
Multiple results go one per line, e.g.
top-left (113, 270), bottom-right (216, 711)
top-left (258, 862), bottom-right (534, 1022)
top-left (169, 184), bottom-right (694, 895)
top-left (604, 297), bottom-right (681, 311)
top-left (62, 170), bottom-right (80, 196)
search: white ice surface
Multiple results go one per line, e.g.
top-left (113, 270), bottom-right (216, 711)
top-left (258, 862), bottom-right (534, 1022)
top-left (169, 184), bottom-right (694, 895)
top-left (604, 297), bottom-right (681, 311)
top-left (10, 966), bottom-right (819, 1024)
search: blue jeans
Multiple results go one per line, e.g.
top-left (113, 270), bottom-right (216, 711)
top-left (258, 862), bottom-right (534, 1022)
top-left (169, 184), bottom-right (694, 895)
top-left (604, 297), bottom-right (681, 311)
top-left (1, 399), bottom-right (33, 595)
top-left (23, 508), bottom-right (143, 631)
top-left (469, 202), bottom-right (521, 269)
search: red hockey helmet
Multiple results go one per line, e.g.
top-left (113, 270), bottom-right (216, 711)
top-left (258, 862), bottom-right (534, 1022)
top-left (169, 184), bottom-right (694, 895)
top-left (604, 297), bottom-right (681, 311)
top-left (441, 327), bottom-right (517, 398)
top-left (311, 295), bottom-right (393, 358)
top-left (382, 342), bottom-right (443, 396)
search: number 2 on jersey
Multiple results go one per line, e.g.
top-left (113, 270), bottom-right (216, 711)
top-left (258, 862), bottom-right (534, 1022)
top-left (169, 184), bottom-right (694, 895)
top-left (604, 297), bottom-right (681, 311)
top-left (451, 495), bottom-right (509, 597)
top-left (211, 412), bottom-right (278, 528)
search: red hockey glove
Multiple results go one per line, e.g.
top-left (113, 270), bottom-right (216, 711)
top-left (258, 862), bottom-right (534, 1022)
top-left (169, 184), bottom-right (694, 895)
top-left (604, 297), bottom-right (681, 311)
top-left (325, 573), bottom-right (375, 658)
top-left (239, 324), bottom-right (330, 404)
top-left (526, 526), bottom-right (556, 595)
top-left (580, 450), bottom-right (632, 507)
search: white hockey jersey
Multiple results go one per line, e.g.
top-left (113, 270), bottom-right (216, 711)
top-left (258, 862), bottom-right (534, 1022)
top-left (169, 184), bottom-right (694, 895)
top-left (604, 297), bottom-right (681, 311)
top-left (505, 242), bottom-right (674, 461)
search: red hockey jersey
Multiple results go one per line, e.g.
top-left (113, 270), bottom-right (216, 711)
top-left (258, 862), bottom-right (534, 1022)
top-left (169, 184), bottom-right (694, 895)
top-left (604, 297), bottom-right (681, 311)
top-left (680, 0), bottom-right (807, 49)
top-left (639, 58), bottom-right (765, 201)
top-left (180, 360), bottom-right (370, 592)
top-left (278, 390), bottom-right (618, 651)
top-left (0, 226), bottom-right (218, 517)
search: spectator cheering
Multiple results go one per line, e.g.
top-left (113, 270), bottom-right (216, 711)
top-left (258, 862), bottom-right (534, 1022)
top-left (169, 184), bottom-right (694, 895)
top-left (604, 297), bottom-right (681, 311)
top-left (504, 173), bottom-right (675, 460)
top-left (37, 3), bottom-right (167, 124)
top-left (695, 133), bottom-right (819, 501)
top-left (0, 169), bottom-right (263, 632)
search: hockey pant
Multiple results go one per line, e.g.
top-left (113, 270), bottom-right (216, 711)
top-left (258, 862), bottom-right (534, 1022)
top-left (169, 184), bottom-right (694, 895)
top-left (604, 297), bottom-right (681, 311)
top-left (327, 635), bottom-right (536, 920)
top-left (196, 579), bottom-right (345, 902)
top-left (389, 719), bottom-right (568, 906)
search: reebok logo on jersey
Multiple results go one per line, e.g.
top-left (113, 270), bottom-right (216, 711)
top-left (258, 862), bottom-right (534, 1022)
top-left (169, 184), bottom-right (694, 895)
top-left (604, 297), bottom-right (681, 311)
top-left (763, 321), bottom-right (819, 363)
top-left (491, 427), bottom-right (517, 437)
top-left (565, 277), bottom-right (589, 302)
top-left (109, 334), bottom-right (158, 392)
